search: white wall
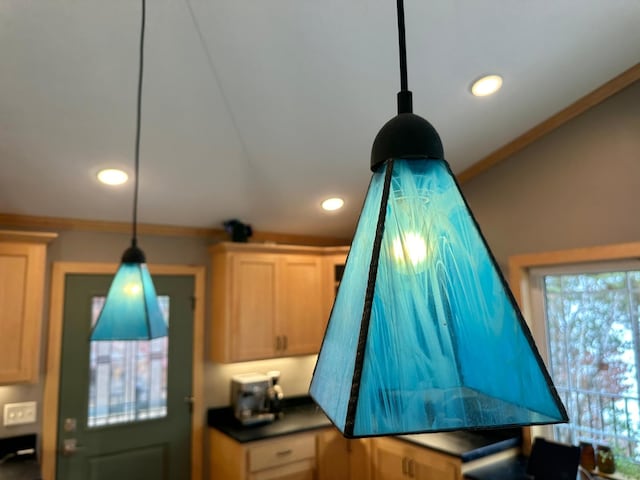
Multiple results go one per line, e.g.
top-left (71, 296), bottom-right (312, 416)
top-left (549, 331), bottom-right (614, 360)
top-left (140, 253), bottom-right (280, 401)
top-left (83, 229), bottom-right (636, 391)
top-left (204, 355), bottom-right (318, 407)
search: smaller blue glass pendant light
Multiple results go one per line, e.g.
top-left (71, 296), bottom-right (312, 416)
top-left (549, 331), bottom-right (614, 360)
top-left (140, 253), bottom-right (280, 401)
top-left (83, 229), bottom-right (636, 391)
top-left (309, 0), bottom-right (568, 437)
top-left (90, 0), bottom-right (167, 341)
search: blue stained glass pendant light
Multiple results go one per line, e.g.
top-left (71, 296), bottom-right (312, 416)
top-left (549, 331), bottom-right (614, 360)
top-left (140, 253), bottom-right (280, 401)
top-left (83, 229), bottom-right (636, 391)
top-left (309, 0), bottom-right (568, 437)
top-left (90, 0), bottom-right (166, 341)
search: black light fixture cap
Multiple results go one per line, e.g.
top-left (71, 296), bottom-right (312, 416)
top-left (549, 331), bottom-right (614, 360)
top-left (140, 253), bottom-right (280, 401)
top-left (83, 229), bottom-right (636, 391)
top-left (121, 242), bottom-right (146, 264)
top-left (370, 112), bottom-right (444, 172)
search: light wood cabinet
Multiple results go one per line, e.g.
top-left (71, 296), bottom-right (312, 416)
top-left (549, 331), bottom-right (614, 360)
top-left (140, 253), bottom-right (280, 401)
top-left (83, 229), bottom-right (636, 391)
top-left (317, 428), bottom-right (371, 480)
top-left (0, 230), bottom-right (56, 384)
top-left (320, 247), bottom-right (349, 321)
top-left (278, 254), bottom-right (324, 356)
top-left (371, 437), bottom-right (461, 480)
top-left (210, 242), bottom-right (331, 362)
top-left (209, 429), bottom-right (317, 480)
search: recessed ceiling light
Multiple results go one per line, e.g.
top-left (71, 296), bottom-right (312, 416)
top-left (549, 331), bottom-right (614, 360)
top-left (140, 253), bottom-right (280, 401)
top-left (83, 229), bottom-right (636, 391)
top-left (321, 197), bottom-right (344, 211)
top-left (470, 74), bottom-right (503, 97)
top-left (97, 168), bottom-right (128, 186)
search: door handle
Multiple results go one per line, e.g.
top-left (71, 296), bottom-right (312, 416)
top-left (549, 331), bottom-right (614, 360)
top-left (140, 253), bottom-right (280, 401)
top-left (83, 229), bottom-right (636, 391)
top-left (61, 438), bottom-right (85, 457)
top-left (184, 395), bottom-right (194, 413)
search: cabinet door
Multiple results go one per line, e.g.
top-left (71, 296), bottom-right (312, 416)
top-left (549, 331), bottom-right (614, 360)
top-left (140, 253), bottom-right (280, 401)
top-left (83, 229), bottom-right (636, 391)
top-left (231, 253), bottom-right (279, 361)
top-left (411, 449), bottom-right (459, 480)
top-left (371, 438), bottom-right (409, 480)
top-left (371, 438), bottom-right (460, 480)
top-left (349, 437), bottom-right (372, 480)
top-left (0, 242), bottom-right (47, 384)
top-left (278, 254), bottom-right (323, 355)
top-left (317, 429), bottom-right (350, 480)
top-left (317, 428), bottom-right (371, 480)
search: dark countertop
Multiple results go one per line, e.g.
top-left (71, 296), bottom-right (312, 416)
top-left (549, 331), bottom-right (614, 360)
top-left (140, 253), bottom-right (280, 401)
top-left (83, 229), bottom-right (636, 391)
top-left (207, 396), bottom-right (332, 443)
top-left (0, 461), bottom-right (41, 480)
top-left (463, 454), bottom-right (529, 479)
top-left (208, 396), bottom-right (521, 463)
top-left (397, 427), bottom-right (522, 462)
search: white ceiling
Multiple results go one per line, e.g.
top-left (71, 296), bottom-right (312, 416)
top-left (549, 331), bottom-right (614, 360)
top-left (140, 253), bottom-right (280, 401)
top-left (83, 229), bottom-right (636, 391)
top-left (1, 0), bottom-right (639, 239)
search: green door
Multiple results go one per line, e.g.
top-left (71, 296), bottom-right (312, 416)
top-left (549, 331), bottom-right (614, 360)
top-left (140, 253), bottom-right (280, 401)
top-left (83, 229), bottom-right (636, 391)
top-left (56, 274), bottom-right (194, 480)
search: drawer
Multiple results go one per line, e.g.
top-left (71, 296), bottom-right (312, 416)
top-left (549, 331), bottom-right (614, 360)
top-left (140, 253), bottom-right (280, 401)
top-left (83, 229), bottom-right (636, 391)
top-left (248, 433), bottom-right (316, 472)
top-left (249, 459), bottom-right (315, 480)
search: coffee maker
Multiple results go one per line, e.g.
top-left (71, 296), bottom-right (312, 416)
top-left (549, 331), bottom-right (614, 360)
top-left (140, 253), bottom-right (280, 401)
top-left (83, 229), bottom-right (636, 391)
top-left (230, 373), bottom-right (275, 426)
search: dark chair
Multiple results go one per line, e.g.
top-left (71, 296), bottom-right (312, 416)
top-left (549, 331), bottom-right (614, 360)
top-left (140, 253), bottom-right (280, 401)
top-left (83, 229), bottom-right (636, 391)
top-left (464, 437), bottom-right (580, 480)
top-left (527, 437), bottom-right (581, 480)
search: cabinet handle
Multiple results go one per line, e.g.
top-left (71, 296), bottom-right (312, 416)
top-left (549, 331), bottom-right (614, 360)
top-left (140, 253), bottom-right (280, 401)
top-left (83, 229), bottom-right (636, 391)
top-left (275, 336), bottom-right (281, 350)
top-left (276, 449), bottom-right (292, 456)
top-left (402, 457), bottom-right (408, 475)
top-left (408, 458), bottom-right (415, 478)
top-left (283, 335), bottom-right (288, 350)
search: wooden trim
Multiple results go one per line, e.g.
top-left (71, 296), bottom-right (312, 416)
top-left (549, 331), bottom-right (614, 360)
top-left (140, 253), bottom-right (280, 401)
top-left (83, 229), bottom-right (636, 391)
top-left (458, 63), bottom-right (640, 184)
top-left (0, 213), bottom-right (349, 246)
top-left (209, 241), bottom-right (349, 256)
top-left (0, 214), bottom-right (217, 238)
top-left (42, 262), bottom-right (205, 480)
top-left (507, 241), bottom-right (640, 454)
top-left (0, 230), bottom-right (58, 243)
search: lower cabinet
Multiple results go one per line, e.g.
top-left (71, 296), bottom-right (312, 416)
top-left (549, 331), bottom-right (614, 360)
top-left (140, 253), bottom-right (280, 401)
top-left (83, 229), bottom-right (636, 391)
top-left (371, 437), bottom-right (462, 480)
top-left (209, 429), bottom-right (317, 480)
top-left (316, 428), bottom-right (371, 480)
top-left (210, 428), bottom-right (477, 480)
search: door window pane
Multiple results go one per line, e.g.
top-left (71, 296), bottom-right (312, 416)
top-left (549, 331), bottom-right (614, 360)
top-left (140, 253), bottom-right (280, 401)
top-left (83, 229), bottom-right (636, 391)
top-left (88, 296), bottom-right (169, 427)
top-left (542, 271), bottom-right (640, 461)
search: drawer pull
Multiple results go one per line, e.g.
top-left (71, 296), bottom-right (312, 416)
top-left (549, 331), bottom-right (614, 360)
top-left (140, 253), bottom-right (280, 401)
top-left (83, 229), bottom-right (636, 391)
top-left (276, 449), bottom-right (293, 456)
top-left (408, 458), bottom-right (415, 478)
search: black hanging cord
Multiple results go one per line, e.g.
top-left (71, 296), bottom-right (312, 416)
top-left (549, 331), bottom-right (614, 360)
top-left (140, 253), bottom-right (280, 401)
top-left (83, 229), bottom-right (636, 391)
top-left (397, 0), bottom-right (408, 92)
top-left (396, 0), bottom-right (412, 114)
top-left (132, 0), bottom-right (146, 247)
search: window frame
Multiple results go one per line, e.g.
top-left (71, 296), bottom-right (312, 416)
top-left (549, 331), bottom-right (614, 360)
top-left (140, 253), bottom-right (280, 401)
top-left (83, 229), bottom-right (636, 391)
top-left (508, 242), bottom-right (640, 454)
top-left (527, 261), bottom-right (640, 450)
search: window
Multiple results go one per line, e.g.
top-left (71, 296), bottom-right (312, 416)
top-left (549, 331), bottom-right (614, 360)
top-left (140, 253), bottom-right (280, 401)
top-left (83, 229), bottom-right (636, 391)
top-left (530, 263), bottom-right (640, 462)
top-left (87, 296), bottom-right (170, 427)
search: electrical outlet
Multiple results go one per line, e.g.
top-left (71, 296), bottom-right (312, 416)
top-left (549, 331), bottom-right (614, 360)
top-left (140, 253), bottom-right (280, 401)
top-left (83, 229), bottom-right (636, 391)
top-left (3, 401), bottom-right (37, 426)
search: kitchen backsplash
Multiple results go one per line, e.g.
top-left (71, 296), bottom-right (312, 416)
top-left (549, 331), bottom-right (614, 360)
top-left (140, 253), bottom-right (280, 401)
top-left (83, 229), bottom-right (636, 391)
top-left (205, 355), bottom-right (318, 407)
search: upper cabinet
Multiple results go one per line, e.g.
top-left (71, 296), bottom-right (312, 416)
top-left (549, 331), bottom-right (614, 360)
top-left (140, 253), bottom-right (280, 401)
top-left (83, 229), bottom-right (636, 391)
top-left (0, 230), bottom-right (57, 384)
top-left (210, 243), bottom-right (348, 363)
top-left (321, 247), bottom-right (349, 321)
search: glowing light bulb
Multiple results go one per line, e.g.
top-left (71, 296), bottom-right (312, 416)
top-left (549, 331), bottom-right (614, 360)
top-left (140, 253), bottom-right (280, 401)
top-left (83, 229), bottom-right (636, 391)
top-left (392, 232), bottom-right (427, 267)
top-left (124, 283), bottom-right (142, 296)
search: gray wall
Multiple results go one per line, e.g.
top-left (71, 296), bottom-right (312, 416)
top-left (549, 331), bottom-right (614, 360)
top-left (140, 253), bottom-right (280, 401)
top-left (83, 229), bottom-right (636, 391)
top-left (461, 80), bottom-right (640, 271)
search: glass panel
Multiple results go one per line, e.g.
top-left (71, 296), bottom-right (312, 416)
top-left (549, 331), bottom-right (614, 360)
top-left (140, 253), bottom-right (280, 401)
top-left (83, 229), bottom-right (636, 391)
top-left (543, 271), bottom-right (640, 462)
top-left (312, 159), bottom-right (566, 436)
top-left (88, 296), bottom-right (169, 427)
